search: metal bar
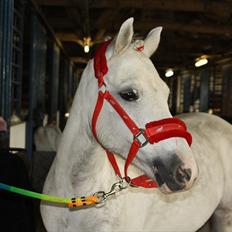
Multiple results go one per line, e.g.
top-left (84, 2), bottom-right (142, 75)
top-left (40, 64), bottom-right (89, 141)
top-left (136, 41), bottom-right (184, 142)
top-left (13, 7), bottom-right (23, 18)
top-left (171, 78), bottom-right (177, 115)
top-left (58, 55), bottom-right (67, 131)
top-left (13, 26), bottom-right (22, 34)
top-left (48, 41), bottom-right (60, 123)
top-left (26, 12), bottom-right (47, 158)
top-left (0, 0), bottom-right (14, 139)
top-left (68, 62), bottom-right (73, 99)
top-left (0, 1), bottom-right (3, 109)
top-left (176, 76), bottom-right (182, 114)
top-left (26, 12), bottom-right (36, 158)
top-left (183, 76), bottom-right (191, 113)
top-left (12, 1), bottom-right (24, 116)
top-left (200, 69), bottom-right (210, 112)
top-left (222, 65), bottom-right (232, 122)
top-left (30, 0), bottom-right (66, 55)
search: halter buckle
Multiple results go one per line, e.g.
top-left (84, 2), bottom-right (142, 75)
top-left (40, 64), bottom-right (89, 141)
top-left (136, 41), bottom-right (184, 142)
top-left (134, 129), bottom-right (148, 147)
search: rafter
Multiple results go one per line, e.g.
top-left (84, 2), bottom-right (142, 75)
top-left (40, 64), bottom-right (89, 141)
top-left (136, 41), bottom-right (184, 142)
top-left (36, 0), bottom-right (69, 6)
top-left (35, 0), bottom-right (232, 71)
top-left (71, 56), bottom-right (88, 64)
top-left (134, 20), bottom-right (232, 35)
top-left (50, 18), bottom-right (232, 35)
top-left (37, 0), bottom-right (232, 17)
top-left (56, 32), bottom-right (221, 51)
top-left (56, 33), bottom-right (80, 41)
top-left (94, 9), bottom-right (120, 41)
top-left (90, 0), bottom-right (232, 16)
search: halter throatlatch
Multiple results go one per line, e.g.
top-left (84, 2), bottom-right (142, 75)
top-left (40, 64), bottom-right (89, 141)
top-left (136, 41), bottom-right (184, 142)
top-left (92, 40), bottom-right (192, 188)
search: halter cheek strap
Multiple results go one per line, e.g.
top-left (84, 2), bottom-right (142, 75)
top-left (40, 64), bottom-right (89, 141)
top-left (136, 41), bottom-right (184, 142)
top-left (92, 40), bottom-right (192, 188)
top-left (92, 90), bottom-right (158, 188)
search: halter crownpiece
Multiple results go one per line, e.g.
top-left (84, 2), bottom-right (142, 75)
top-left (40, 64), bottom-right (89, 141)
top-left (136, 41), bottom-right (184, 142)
top-left (92, 40), bottom-right (192, 188)
top-left (133, 40), bottom-right (144, 52)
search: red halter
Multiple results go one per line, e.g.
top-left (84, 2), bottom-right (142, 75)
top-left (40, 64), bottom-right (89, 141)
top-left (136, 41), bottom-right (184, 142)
top-left (92, 40), bottom-right (192, 188)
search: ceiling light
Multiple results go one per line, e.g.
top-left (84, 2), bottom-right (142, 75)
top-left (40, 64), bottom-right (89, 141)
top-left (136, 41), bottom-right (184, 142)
top-left (84, 45), bottom-right (90, 53)
top-left (83, 37), bottom-right (92, 53)
top-left (195, 56), bottom-right (208, 67)
top-left (165, 68), bottom-right (174, 77)
top-left (65, 112), bottom-right (70, 118)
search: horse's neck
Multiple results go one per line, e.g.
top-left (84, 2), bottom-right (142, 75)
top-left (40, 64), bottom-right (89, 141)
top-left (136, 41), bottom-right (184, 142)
top-left (52, 63), bottom-right (116, 196)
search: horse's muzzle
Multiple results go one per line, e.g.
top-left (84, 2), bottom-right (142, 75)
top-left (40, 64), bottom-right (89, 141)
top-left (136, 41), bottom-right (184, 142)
top-left (153, 154), bottom-right (192, 192)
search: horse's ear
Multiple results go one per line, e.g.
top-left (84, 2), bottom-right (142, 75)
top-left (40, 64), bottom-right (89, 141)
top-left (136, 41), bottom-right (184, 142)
top-left (113, 18), bottom-right (134, 56)
top-left (143, 27), bottom-right (162, 57)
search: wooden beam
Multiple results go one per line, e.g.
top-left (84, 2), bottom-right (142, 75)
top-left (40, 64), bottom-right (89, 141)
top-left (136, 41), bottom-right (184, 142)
top-left (37, 0), bottom-right (232, 17)
top-left (94, 8), bottom-right (121, 41)
top-left (71, 56), bottom-right (88, 64)
top-left (56, 32), bottom-right (217, 55)
top-left (93, 0), bottom-right (231, 18)
top-left (56, 32), bottom-right (80, 41)
top-left (35, 0), bottom-right (71, 6)
top-left (134, 20), bottom-right (232, 35)
top-left (49, 16), bottom-right (232, 36)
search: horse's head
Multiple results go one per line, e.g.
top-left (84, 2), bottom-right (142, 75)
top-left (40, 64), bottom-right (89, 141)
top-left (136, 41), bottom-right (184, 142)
top-left (88, 18), bottom-right (198, 194)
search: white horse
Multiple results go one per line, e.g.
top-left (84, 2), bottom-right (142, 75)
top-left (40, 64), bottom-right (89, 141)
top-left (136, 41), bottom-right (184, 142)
top-left (41, 18), bottom-right (232, 232)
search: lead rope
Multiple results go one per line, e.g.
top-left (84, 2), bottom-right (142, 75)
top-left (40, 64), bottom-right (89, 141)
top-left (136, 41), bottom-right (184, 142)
top-left (0, 178), bottom-right (128, 208)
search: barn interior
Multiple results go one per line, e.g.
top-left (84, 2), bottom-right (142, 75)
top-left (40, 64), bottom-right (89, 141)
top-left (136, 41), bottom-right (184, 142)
top-left (0, 0), bottom-right (232, 231)
top-left (35, 0), bottom-right (232, 119)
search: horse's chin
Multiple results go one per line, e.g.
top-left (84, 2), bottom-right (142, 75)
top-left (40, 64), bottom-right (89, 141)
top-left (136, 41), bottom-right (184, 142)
top-left (158, 182), bottom-right (195, 194)
top-left (159, 183), bottom-right (174, 194)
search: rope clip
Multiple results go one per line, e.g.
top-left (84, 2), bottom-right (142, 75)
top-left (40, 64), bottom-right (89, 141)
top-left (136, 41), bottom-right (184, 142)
top-left (94, 179), bottom-right (128, 206)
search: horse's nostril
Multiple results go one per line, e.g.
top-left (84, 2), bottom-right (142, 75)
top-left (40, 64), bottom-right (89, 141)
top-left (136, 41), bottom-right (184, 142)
top-left (153, 157), bottom-right (193, 191)
top-left (174, 166), bottom-right (192, 184)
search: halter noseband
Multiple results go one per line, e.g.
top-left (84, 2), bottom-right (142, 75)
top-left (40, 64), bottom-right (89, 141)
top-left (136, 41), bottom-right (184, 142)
top-left (92, 40), bottom-right (192, 188)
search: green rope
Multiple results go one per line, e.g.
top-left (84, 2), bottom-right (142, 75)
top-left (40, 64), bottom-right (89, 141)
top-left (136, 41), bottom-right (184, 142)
top-left (0, 183), bottom-right (71, 204)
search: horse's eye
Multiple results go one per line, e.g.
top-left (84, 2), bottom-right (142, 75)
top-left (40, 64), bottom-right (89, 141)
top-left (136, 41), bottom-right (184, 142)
top-left (119, 89), bottom-right (139, 101)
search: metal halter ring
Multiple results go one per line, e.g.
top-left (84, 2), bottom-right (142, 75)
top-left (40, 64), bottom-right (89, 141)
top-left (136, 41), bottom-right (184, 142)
top-left (134, 129), bottom-right (148, 147)
top-left (99, 83), bottom-right (107, 93)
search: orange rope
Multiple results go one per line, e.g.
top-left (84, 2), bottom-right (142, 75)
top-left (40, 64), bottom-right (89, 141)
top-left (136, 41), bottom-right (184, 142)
top-left (67, 195), bottom-right (99, 208)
